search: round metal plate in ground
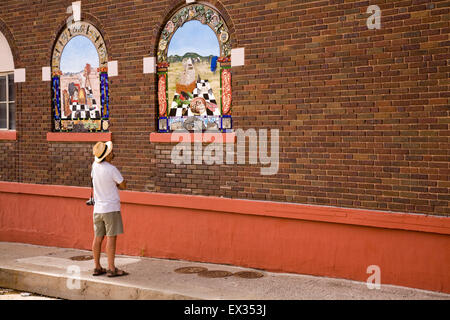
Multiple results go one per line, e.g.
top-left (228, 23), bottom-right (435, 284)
top-left (69, 255), bottom-right (93, 261)
top-left (233, 271), bottom-right (264, 279)
top-left (198, 270), bottom-right (233, 278)
top-left (174, 266), bottom-right (208, 274)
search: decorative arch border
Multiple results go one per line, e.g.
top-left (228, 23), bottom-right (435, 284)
top-left (156, 3), bottom-right (232, 133)
top-left (51, 20), bottom-right (110, 133)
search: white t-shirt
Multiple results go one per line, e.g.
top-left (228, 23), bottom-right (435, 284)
top-left (91, 161), bottom-right (124, 214)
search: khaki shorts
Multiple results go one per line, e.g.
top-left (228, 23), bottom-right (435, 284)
top-left (93, 211), bottom-right (124, 237)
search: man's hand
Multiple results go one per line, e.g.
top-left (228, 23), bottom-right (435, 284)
top-left (117, 180), bottom-right (127, 190)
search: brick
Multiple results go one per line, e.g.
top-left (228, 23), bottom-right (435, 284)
top-left (0, 0), bottom-right (448, 216)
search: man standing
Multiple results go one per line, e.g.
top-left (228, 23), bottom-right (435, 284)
top-left (91, 141), bottom-right (128, 277)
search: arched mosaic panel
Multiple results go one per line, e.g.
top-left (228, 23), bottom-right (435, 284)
top-left (51, 21), bottom-right (110, 132)
top-left (157, 3), bottom-right (232, 132)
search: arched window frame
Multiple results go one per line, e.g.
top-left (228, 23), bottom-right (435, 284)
top-left (0, 30), bottom-right (15, 131)
top-left (156, 3), bottom-right (232, 133)
top-left (51, 21), bottom-right (110, 133)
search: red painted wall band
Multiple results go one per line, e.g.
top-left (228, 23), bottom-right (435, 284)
top-left (0, 182), bottom-right (449, 293)
top-left (0, 182), bottom-right (448, 235)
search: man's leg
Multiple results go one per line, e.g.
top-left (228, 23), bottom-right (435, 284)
top-left (92, 236), bottom-right (104, 270)
top-left (92, 212), bottom-right (106, 272)
top-left (106, 235), bottom-right (117, 271)
top-left (104, 212), bottom-right (127, 276)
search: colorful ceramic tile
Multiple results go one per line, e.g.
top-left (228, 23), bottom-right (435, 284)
top-left (157, 4), bottom-right (232, 132)
top-left (101, 119), bottom-right (109, 131)
top-left (100, 73), bottom-right (109, 118)
top-left (221, 68), bottom-right (232, 115)
top-left (52, 76), bottom-right (61, 120)
top-left (54, 120), bottom-right (61, 131)
top-left (159, 117), bottom-right (169, 132)
top-left (221, 115), bottom-right (232, 131)
top-left (158, 73), bottom-right (167, 116)
top-left (52, 21), bottom-right (109, 132)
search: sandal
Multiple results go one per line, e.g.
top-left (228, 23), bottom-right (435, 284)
top-left (107, 268), bottom-right (129, 277)
top-left (92, 268), bottom-right (107, 276)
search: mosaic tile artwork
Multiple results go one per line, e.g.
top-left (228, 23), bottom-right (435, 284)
top-left (221, 67), bottom-right (231, 115)
top-left (158, 73), bottom-right (167, 117)
top-left (169, 116), bottom-right (221, 131)
top-left (169, 80), bottom-right (221, 117)
top-left (157, 4), bottom-right (232, 133)
top-left (51, 21), bottom-right (109, 132)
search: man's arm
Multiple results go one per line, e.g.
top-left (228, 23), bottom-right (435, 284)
top-left (111, 166), bottom-right (126, 190)
top-left (117, 180), bottom-right (127, 190)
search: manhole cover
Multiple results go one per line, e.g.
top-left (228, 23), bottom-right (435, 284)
top-left (198, 270), bottom-right (233, 278)
top-left (233, 271), bottom-right (264, 279)
top-left (69, 255), bottom-right (93, 261)
top-left (174, 266), bottom-right (208, 274)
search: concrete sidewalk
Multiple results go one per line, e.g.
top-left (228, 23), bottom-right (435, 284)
top-left (0, 242), bottom-right (448, 300)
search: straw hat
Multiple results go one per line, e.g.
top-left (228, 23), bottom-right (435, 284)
top-left (93, 141), bottom-right (113, 163)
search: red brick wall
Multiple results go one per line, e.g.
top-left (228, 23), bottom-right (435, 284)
top-left (0, 0), bottom-right (448, 216)
top-left (0, 142), bottom-right (17, 182)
